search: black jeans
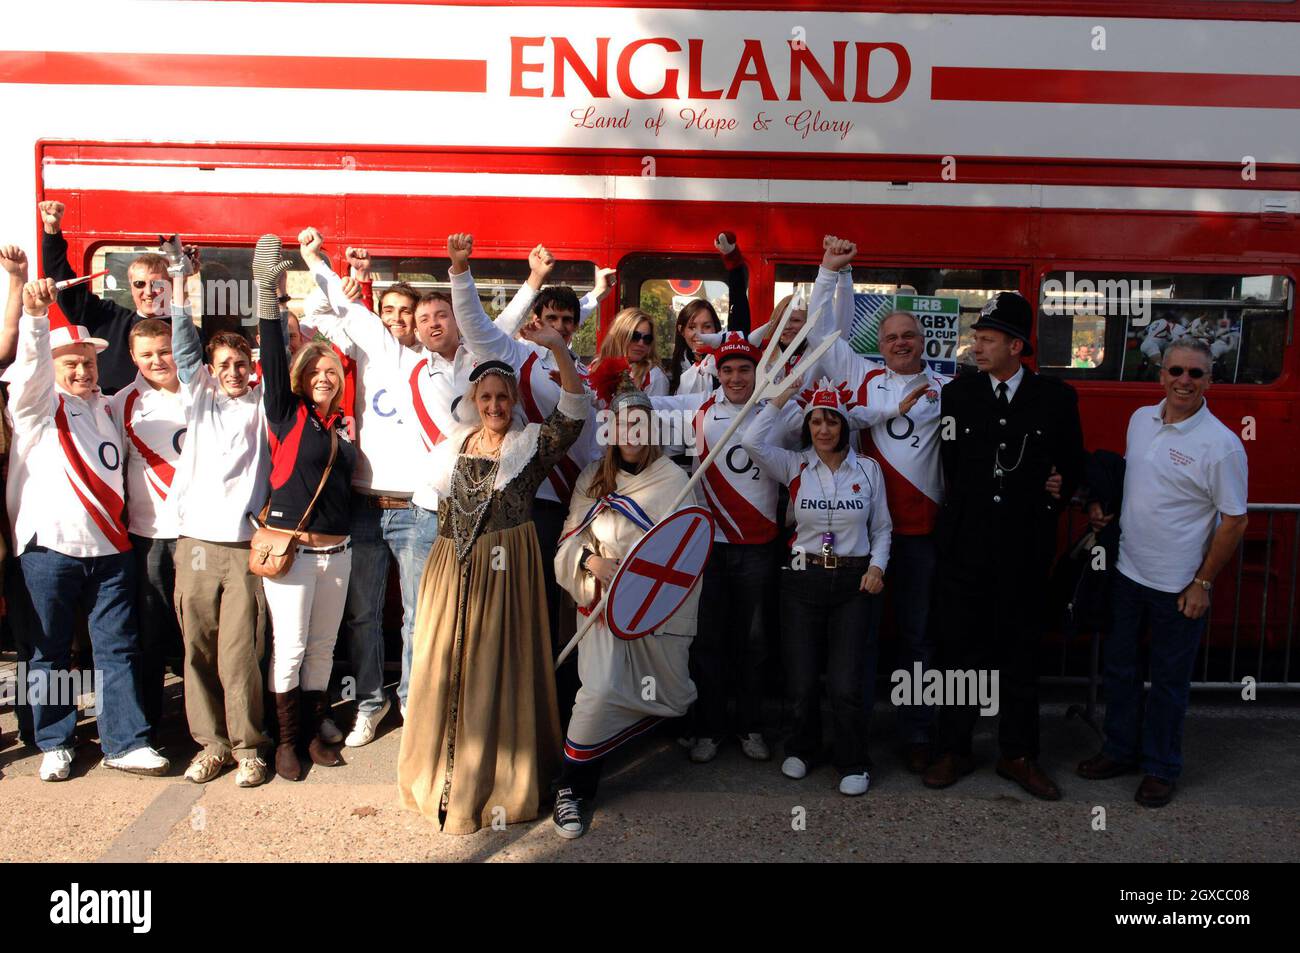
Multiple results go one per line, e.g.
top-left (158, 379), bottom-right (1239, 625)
top-left (129, 534), bottom-right (180, 736)
top-left (691, 542), bottom-right (772, 740)
top-left (780, 564), bottom-right (877, 775)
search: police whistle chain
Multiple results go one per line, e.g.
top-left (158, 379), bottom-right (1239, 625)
top-left (554, 308), bottom-right (840, 670)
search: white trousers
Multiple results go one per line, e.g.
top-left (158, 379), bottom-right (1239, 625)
top-left (263, 543), bottom-right (352, 693)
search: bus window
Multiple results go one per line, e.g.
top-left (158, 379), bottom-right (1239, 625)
top-left (91, 246), bottom-right (595, 348)
top-left (1038, 271), bottom-right (1292, 385)
top-left (774, 264), bottom-right (1020, 377)
top-left (618, 254), bottom-right (733, 365)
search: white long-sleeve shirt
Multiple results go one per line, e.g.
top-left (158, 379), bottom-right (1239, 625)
top-left (742, 402), bottom-right (892, 569)
top-left (2, 313), bottom-right (132, 557)
top-left (109, 372), bottom-right (191, 539)
top-left (451, 267), bottom-right (599, 505)
top-left (169, 306), bottom-right (270, 543)
top-left (309, 261), bottom-right (546, 510)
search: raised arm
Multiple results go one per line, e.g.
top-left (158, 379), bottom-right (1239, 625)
top-left (739, 395), bottom-right (804, 486)
top-left (0, 245), bottom-right (29, 365)
top-left (5, 280), bottom-right (59, 438)
top-left (252, 233), bottom-right (296, 422)
top-left (39, 201), bottom-right (119, 333)
top-left (446, 233), bottom-right (532, 368)
top-left (716, 232), bottom-right (750, 335)
top-left (833, 264), bottom-right (855, 339)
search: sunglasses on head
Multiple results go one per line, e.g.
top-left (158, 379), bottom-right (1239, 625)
top-left (630, 330), bottom-right (654, 344)
top-left (1165, 365), bottom-right (1206, 380)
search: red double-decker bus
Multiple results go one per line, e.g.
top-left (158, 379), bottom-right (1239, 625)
top-left (3, 0), bottom-right (1297, 682)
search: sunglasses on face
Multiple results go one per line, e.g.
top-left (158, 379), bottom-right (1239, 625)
top-left (1165, 366), bottom-right (1207, 380)
top-left (630, 330), bottom-right (654, 345)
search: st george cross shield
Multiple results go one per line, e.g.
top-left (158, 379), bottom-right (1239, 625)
top-left (605, 505), bottom-right (714, 641)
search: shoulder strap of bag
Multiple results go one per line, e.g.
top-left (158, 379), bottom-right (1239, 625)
top-left (290, 425), bottom-right (339, 537)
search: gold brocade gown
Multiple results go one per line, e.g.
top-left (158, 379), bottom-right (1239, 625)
top-left (397, 406), bottom-right (584, 834)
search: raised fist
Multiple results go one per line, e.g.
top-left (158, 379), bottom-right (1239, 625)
top-left (593, 266), bottom-right (617, 300)
top-left (298, 227), bottom-right (324, 265)
top-left (23, 277), bottom-right (56, 315)
top-left (447, 233), bottom-right (474, 272)
top-left (0, 245), bottom-right (28, 278)
top-left (39, 201), bottom-right (65, 235)
top-left (345, 246), bottom-right (371, 278)
top-left (822, 237), bottom-right (856, 272)
top-left (528, 244), bottom-right (555, 280)
top-left (714, 232), bottom-right (737, 256)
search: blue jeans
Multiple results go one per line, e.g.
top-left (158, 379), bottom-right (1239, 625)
top-left (866, 532), bottom-right (938, 745)
top-left (18, 546), bottom-right (152, 757)
top-left (1102, 571), bottom-right (1207, 781)
top-left (342, 498), bottom-right (438, 713)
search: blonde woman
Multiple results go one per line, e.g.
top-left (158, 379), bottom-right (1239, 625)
top-left (397, 298), bottom-right (590, 834)
top-left (592, 307), bottom-right (668, 400)
top-left (253, 233), bottom-right (358, 782)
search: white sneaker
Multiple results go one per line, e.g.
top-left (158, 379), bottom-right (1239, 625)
top-left (235, 757), bottom-right (268, 788)
top-left (104, 746), bottom-right (169, 776)
top-left (781, 756), bottom-right (808, 780)
top-left (839, 771), bottom-right (871, 796)
top-left (184, 752), bottom-right (233, 783)
top-left (689, 737), bottom-right (720, 763)
top-left (318, 718), bottom-right (343, 745)
top-left (740, 732), bottom-right (770, 761)
top-left (345, 698), bottom-right (391, 747)
top-left (40, 748), bottom-right (74, 781)
top-left (675, 735), bottom-right (695, 750)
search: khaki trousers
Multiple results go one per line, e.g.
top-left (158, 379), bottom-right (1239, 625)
top-left (174, 537), bottom-right (269, 760)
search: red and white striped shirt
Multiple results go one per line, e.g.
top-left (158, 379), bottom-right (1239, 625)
top-left (851, 365), bottom-right (949, 536)
top-left (109, 372), bottom-right (190, 539)
top-left (3, 314), bottom-right (132, 557)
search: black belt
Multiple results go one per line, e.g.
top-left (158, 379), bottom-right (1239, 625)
top-left (299, 540), bottom-right (352, 556)
top-left (803, 554), bottom-right (872, 570)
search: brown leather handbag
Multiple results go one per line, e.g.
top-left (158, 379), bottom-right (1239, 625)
top-left (249, 427), bottom-right (339, 579)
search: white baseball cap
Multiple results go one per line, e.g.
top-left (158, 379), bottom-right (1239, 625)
top-left (50, 324), bottom-right (109, 354)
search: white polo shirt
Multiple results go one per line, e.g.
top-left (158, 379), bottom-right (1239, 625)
top-left (1116, 399), bottom-right (1248, 593)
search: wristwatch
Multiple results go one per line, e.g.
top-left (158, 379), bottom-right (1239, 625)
top-left (1193, 577), bottom-right (1212, 591)
top-left (579, 548), bottom-right (595, 574)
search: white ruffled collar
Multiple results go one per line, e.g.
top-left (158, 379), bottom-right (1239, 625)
top-left (428, 421), bottom-right (542, 499)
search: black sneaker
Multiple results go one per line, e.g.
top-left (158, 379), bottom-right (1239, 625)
top-left (552, 787), bottom-right (588, 839)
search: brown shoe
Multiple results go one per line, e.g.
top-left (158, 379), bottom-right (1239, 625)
top-left (1077, 751), bottom-right (1138, 780)
top-left (1134, 775), bottom-right (1174, 808)
top-left (903, 743), bottom-right (932, 775)
top-left (996, 755), bottom-right (1062, 801)
top-left (922, 752), bottom-right (975, 789)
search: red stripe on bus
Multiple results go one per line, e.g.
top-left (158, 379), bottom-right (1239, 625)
top-left (931, 67), bottom-right (1300, 110)
top-left (0, 51), bottom-right (487, 94)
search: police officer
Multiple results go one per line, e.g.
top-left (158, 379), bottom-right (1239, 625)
top-left (922, 292), bottom-right (1086, 800)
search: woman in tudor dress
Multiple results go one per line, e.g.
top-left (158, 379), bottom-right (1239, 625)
top-left (396, 323), bottom-right (590, 834)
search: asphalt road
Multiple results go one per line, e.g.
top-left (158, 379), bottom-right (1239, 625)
top-left (1, 670), bottom-right (1296, 863)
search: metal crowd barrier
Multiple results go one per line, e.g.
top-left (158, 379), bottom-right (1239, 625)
top-left (1052, 503), bottom-right (1299, 733)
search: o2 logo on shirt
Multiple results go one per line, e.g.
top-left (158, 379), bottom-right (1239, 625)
top-left (725, 445), bottom-right (760, 481)
top-left (98, 441), bottom-right (121, 471)
top-left (172, 428), bottom-right (188, 455)
top-left (886, 416), bottom-right (921, 448)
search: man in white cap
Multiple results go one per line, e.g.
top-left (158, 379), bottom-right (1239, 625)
top-left (3, 277), bottom-right (168, 781)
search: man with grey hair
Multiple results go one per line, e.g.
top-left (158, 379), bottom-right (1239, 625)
top-left (1078, 337), bottom-right (1248, 807)
top-left (848, 309), bottom-right (948, 772)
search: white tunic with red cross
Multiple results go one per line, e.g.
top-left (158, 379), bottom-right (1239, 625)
top-left (109, 372), bottom-right (191, 539)
top-left (3, 314), bottom-right (132, 557)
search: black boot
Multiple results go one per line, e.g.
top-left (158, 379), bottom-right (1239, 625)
top-left (302, 690), bottom-right (342, 767)
top-left (273, 689), bottom-right (303, 781)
